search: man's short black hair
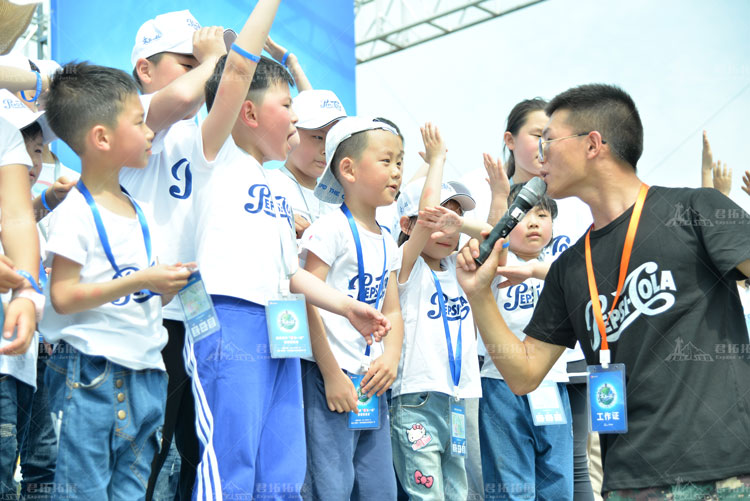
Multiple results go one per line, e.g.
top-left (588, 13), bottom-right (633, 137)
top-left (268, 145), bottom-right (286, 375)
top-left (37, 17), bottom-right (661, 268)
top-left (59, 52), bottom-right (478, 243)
top-left (546, 84), bottom-right (643, 170)
top-left (204, 54), bottom-right (295, 112)
top-left (45, 62), bottom-right (139, 155)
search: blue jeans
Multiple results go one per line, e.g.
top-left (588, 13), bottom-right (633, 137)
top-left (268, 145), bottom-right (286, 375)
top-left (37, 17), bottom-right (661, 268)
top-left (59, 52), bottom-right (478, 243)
top-left (300, 360), bottom-right (397, 501)
top-left (18, 348), bottom-right (58, 501)
top-left (479, 379), bottom-right (573, 500)
top-left (0, 372), bottom-right (34, 499)
top-left (390, 392), bottom-right (467, 501)
top-left (45, 343), bottom-right (167, 501)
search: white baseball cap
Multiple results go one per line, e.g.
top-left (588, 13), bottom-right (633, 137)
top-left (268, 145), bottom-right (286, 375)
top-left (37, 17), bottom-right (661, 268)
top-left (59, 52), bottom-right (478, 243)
top-left (130, 10), bottom-right (201, 68)
top-left (397, 179), bottom-right (475, 220)
top-left (293, 90), bottom-right (346, 130)
top-left (314, 116), bottom-right (399, 204)
top-left (0, 89), bottom-right (56, 144)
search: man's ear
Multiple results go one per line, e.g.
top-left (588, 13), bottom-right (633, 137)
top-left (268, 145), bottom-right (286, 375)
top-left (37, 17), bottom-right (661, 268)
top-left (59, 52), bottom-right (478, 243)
top-left (338, 157), bottom-right (356, 184)
top-left (585, 131), bottom-right (606, 160)
top-left (239, 100), bottom-right (259, 129)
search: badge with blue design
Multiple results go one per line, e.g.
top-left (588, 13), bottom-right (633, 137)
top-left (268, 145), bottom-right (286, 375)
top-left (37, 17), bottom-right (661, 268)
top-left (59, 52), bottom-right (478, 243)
top-left (265, 293), bottom-right (311, 358)
top-left (527, 380), bottom-right (567, 426)
top-left (347, 374), bottom-right (380, 430)
top-left (587, 363), bottom-right (628, 433)
top-left (178, 271), bottom-right (220, 343)
top-left (450, 401), bottom-right (466, 456)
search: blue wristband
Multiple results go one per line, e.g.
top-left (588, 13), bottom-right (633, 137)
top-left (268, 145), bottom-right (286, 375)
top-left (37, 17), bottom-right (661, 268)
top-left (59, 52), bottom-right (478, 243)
top-left (41, 189), bottom-right (52, 212)
top-left (281, 51), bottom-right (290, 66)
top-left (231, 43), bottom-right (261, 63)
top-left (16, 270), bottom-right (43, 295)
top-left (20, 71), bottom-right (42, 103)
top-left (502, 241), bottom-right (510, 249)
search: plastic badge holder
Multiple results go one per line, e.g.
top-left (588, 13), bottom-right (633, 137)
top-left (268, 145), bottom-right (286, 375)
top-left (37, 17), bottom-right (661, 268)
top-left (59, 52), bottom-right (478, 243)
top-left (527, 380), bottom-right (568, 426)
top-left (265, 293), bottom-right (312, 358)
top-left (178, 271), bottom-right (220, 342)
top-left (450, 401), bottom-right (466, 456)
top-left (587, 363), bottom-right (628, 433)
top-left (347, 373), bottom-right (380, 430)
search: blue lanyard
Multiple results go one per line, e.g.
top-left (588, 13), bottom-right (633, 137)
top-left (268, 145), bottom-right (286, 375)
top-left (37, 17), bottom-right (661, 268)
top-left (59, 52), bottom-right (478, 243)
top-left (430, 269), bottom-right (463, 390)
top-left (16, 269), bottom-right (43, 294)
top-left (340, 203), bottom-right (388, 357)
top-left (76, 180), bottom-right (154, 295)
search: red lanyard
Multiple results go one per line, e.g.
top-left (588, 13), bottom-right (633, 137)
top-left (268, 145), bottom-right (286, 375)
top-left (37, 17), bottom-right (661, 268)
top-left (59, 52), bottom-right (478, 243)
top-left (585, 183), bottom-right (649, 365)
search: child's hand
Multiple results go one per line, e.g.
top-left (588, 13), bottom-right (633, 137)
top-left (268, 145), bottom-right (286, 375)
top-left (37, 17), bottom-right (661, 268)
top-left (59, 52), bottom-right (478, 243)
top-left (192, 26), bottom-right (227, 63)
top-left (484, 153), bottom-right (510, 198)
top-left (264, 36), bottom-right (294, 65)
top-left (419, 122), bottom-right (446, 166)
top-left (702, 131), bottom-right (713, 178)
top-left (294, 214), bottom-right (310, 239)
top-left (344, 300), bottom-right (391, 344)
top-left (495, 263), bottom-right (536, 289)
top-left (712, 161), bottom-right (732, 196)
top-left (137, 264), bottom-right (192, 296)
top-left (323, 368), bottom-right (359, 413)
top-left (742, 170), bottom-right (750, 197)
top-left (417, 206), bottom-right (462, 240)
top-left (0, 297), bottom-right (36, 356)
top-left (0, 255), bottom-right (23, 293)
top-left (360, 351), bottom-right (399, 398)
top-left (48, 176), bottom-right (76, 208)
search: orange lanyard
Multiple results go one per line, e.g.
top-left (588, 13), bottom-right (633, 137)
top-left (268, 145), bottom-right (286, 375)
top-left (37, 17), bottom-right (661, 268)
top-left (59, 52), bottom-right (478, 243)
top-left (585, 183), bottom-right (649, 366)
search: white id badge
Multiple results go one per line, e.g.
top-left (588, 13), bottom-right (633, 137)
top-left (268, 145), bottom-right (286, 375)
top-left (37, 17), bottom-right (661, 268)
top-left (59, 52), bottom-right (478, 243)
top-left (265, 293), bottom-right (311, 359)
top-left (450, 400), bottom-right (466, 457)
top-left (527, 380), bottom-right (567, 426)
top-left (178, 271), bottom-right (220, 342)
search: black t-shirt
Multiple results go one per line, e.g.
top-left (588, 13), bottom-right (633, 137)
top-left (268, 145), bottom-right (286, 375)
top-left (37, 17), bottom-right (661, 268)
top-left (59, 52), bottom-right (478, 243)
top-left (525, 186), bottom-right (750, 491)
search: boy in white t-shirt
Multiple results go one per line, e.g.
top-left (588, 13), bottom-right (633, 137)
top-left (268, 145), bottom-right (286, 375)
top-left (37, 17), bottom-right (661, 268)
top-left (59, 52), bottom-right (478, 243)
top-left (40, 62), bottom-right (192, 500)
top-left (123, 9), bottom-right (228, 498)
top-left (389, 123), bottom-right (482, 500)
top-left (188, 20), bottom-right (391, 498)
top-left (0, 116), bottom-right (42, 498)
top-left (300, 117), bottom-right (405, 499)
top-left (269, 89), bottom-right (346, 238)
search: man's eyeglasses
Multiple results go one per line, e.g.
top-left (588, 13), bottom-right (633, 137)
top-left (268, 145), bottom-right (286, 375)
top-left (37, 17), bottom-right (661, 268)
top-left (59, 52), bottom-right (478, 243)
top-left (538, 132), bottom-right (606, 163)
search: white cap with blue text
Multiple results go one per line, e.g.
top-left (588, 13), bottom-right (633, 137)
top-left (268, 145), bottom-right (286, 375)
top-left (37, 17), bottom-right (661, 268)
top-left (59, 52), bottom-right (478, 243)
top-left (131, 10), bottom-right (201, 68)
top-left (314, 116), bottom-right (398, 205)
top-left (293, 90), bottom-right (347, 130)
top-left (397, 179), bottom-right (475, 220)
top-left (0, 89), bottom-right (56, 144)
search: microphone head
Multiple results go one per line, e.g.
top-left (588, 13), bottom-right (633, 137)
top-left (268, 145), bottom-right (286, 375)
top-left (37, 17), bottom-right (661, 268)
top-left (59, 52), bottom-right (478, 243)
top-left (515, 177), bottom-right (547, 209)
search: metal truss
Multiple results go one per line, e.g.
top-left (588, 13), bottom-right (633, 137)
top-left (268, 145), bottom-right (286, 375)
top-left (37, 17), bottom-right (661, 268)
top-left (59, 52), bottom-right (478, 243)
top-left (355, 0), bottom-right (546, 64)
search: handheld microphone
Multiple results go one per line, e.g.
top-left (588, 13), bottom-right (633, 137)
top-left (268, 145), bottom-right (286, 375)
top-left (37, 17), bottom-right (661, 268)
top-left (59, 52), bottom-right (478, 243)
top-left (474, 177), bottom-right (547, 265)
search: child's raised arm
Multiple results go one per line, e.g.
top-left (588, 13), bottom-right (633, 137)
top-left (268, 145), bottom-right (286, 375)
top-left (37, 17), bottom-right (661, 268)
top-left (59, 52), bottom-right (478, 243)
top-left (201, 0), bottom-right (281, 161)
top-left (145, 26), bottom-right (227, 133)
top-left (418, 205), bottom-right (490, 241)
top-left (0, 65), bottom-right (49, 95)
top-left (399, 123), bottom-right (447, 283)
top-left (484, 153), bottom-right (510, 226)
top-left (264, 36), bottom-right (312, 92)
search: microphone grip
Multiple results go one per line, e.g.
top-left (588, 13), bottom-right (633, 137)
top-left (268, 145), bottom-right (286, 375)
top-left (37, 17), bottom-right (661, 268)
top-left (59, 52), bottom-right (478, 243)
top-left (474, 213), bottom-right (515, 265)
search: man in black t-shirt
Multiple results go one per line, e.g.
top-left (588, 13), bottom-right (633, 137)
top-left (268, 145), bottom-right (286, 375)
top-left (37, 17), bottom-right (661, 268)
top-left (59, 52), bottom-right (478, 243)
top-left (457, 84), bottom-right (750, 498)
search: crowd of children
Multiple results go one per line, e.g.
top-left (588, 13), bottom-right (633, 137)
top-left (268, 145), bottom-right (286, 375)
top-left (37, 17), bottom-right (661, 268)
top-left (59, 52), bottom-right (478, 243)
top-left (1, 2), bottom-right (750, 501)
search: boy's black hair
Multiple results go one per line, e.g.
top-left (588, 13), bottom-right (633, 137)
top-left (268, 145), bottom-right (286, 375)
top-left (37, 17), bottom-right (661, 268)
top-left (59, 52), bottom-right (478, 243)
top-left (20, 121), bottom-right (43, 142)
top-left (504, 98), bottom-right (547, 178)
top-left (45, 62), bottom-right (139, 155)
top-left (507, 182), bottom-right (558, 220)
top-left (329, 117), bottom-right (403, 184)
top-left (204, 54), bottom-right (295, 112)
top-left (131, 52), bottom-right (166, 91)
top-left (546, 84), bottom-right (643, 170)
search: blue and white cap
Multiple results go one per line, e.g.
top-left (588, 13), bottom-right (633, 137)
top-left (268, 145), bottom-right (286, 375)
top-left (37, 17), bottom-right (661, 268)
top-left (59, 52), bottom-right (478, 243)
top-left (131, 10), bottom-right (201, 68)
top-left (293, 90), bottom-right (346, 130)
top-left (397, 179), bottom-right (475, 219)
top-left (0, 89), bottom-right (56, 144)
top-left (314, 116), bottom-right (398, 205)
